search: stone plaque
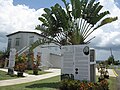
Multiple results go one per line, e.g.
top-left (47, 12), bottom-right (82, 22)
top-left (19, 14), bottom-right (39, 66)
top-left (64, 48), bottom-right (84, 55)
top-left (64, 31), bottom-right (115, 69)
top-left (8, 48), bottom-right (16, 68)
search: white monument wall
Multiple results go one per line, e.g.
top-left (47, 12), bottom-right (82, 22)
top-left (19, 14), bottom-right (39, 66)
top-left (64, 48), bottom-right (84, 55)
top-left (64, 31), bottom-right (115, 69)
top-left (61, 45), bottom-right (90, 81)
top-left (8, 48), bottom-right (16, 68)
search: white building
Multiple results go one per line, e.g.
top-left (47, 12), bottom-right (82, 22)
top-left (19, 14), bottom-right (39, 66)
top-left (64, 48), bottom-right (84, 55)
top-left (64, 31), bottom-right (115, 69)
top-left (6, 30), bottom-right (61, 68)
top-left (6, 30), bottom-right (47, 51)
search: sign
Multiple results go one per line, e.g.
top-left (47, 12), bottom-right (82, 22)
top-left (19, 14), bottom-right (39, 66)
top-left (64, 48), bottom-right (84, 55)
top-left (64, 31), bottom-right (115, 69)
top-left (8, 48), bottom-right (16, 68)
top-left (61, 45), bottom-right (90, 81)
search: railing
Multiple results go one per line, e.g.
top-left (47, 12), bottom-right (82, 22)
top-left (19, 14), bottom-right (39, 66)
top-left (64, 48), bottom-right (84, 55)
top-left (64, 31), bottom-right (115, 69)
top-left (39, 60), bottom-right (53, 68)
top-left (17, 46), bottom-right (29, 56)
top-left (46, 61), bottom-right (53, 67)
top-left (38, 61), bottom-right (53, 70)
top-left (17, 46), bottom-right (27, 54)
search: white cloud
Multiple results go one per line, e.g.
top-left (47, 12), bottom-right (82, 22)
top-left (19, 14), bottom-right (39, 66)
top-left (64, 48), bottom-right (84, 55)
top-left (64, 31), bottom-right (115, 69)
top-left (94, 0), bottom-right (120, 47)
top-left (0, 0), bottom-right (44, 34)
top-left (0, 0), bottom-right (44, 50)
top-left (87, 0), bottom-right (120, 60)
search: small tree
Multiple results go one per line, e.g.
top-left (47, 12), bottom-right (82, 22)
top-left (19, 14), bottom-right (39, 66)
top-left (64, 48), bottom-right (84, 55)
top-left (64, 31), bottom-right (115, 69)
top-left (0, 50), bottom-right (9, 68)
top-left (98, 63), bottom-right (109, 82)
top-left (15, 53), bottom-right (27, 77)
top-left (107, 55), bottom-right (114, 65)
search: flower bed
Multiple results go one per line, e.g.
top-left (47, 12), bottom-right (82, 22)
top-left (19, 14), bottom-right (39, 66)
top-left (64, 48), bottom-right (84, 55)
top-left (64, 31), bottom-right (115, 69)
top-left (59, 79), bottom-right (109, 90)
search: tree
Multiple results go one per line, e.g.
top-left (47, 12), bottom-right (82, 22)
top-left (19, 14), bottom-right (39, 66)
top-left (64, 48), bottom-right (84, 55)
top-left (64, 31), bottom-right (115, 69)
top-left (33, 0), bottom-right (117, 50)
top-left (107, 55), bottom-right (114, 65)
top-left (35, 4), bottom-right (70, 45)
top-left (0, 50), bottom-right (9, 59)
top-left (114, 60), bottom-right (120, 65)
top-left (0, 51), bottom-right (4, 58)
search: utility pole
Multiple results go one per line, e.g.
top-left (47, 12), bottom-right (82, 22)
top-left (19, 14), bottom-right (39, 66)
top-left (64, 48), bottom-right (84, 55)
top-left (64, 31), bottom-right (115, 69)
top-left (110, 48), bottom-right (114, 64)
top-left (110, 48), bottom-right (113, 56)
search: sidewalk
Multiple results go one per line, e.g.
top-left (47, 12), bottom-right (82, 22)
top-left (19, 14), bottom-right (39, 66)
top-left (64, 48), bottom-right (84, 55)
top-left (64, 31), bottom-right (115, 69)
top-left (0, 68), bottom-right (29, 76)
top-left (0, 68), bottom-right (61, 87)
top-left (0, 68), bottom-right (117, 87)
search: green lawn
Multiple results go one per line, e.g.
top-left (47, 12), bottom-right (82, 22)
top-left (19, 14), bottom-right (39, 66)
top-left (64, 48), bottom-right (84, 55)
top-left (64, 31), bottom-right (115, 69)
top-left (108, 77), bottom-right (117, 90)
top-left (96, 76), bottom-right (117, 90)
top-left (0, 70), bottom-right (17, 80)
top-left (25, 70), bottom-right (51, 75)
top-left (0, 76), bottom-right (60, 90)
top-left (0, 74), bottom-right (117, 90)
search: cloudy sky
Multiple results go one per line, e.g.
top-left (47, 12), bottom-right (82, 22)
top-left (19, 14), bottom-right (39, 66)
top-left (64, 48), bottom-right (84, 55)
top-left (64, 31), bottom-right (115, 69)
top-left (0, 0), bottom-right (120, 60)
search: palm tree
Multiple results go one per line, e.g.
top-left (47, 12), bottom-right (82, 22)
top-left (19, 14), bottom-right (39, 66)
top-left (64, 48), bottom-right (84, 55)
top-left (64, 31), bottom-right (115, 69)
top-left (35, 4), bottom-right (70, 45)
top-left (34, 0), bottom-right (117, 50)
top-left (61, 0), bottom-right (117, 44)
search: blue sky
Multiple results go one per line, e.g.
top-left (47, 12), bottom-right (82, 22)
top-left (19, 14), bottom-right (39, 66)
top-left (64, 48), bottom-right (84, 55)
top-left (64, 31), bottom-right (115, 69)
top-left (13, 0), bottom-right (120, 10)
top-left (13, 0), bottom-right (68, 9)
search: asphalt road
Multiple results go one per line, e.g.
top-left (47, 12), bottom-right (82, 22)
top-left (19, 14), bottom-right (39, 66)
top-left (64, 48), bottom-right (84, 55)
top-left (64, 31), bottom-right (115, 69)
top-left (115, 69), bottom-right (120, 90)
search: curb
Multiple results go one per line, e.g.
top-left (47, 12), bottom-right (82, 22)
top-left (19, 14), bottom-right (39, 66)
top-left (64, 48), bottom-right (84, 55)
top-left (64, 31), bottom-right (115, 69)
top-left (112, 69), bottom-right (118, 77)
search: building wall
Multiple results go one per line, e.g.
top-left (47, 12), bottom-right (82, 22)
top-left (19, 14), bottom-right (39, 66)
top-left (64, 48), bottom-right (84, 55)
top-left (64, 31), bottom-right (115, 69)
top-left (33, 44), bottom-right (61, 68)
top-left (7, 32), bottom-right (43, 51)
top-left (50, 54), bottom-right (61, 68)
top-left (41, 43), bottom-right (61, 55)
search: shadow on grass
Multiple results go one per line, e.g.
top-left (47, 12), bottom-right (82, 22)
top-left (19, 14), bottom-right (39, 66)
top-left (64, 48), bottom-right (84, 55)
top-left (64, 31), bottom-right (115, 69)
top-left (25, 82), bottom-right (60, 89)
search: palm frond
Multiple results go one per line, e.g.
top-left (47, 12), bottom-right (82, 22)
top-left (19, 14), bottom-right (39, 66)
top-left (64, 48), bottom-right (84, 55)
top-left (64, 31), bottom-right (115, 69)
top-left (94, 17), bottom-right (118, 30)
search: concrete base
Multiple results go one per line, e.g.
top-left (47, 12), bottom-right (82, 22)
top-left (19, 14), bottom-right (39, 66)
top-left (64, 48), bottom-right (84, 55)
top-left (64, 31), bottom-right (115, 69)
top-left (7, 68), bottom-right (14, 75)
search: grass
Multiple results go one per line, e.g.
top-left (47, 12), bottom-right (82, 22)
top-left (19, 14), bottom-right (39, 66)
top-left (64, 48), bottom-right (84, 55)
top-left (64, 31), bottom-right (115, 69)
top-left (96, 76), bottom-right (117, 90)
top-left (25, 70), bottom-right (51, 75)
top-left (0, 74), bottom-right (117, 90)
top-left (0, 76), bottom-right (60, 90)
top-left (108, 77), bottom-right (117, 90)
top-left (0, 70), bottom-right (17, 80)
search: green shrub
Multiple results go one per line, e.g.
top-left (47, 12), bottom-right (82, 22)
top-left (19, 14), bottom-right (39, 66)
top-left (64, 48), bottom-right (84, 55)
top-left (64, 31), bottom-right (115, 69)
top-left (61, 74), bottom-right (74, 80)
top-left (59, 79), bottom-right (80, 90)
top-left (99, 79), bottom-right (109, 90)
top-left (59, 79), bottom-right (109, 90)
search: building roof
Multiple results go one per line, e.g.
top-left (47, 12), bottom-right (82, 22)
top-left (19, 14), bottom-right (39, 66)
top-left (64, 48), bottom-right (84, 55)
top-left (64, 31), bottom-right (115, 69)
top-left (6, 30), bottom-right (46, 37)
top-left (6, 30), bottom-right (61, 46)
